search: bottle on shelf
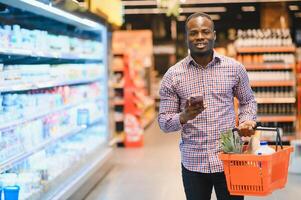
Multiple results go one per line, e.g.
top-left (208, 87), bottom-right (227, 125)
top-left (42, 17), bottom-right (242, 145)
top-left (235, 28), bottom-right (293, 47)
top-left (235, 28), bottom-right (297, 139)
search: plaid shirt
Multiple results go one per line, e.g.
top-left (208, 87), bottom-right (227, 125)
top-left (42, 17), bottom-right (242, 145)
top-left (158, 51), bottom-right (257, 173)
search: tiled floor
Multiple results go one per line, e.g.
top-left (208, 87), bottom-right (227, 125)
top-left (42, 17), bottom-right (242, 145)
top-left (85, 121), bottom-right (301, 200)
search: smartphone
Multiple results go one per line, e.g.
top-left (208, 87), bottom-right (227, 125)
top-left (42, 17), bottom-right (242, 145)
top-left (189, 96), bottom-right (204, 107)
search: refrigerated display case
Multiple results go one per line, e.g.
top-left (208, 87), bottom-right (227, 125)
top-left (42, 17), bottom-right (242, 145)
top-left (0, 1), bottom-right (112, 199)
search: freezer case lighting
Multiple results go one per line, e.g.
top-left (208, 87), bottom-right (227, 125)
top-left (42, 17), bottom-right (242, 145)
top-left (0, 0), bottom-right (103, 31)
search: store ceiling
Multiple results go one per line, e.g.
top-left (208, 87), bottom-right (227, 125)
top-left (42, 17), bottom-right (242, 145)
top-left (122, 0), bottom-right (301, 17)
top-left (121, 0), bottom-right (301, 31)
top-left (121, 0), bottom-right (301, 45)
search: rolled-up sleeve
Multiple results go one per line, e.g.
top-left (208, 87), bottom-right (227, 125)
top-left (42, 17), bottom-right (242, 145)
top-left (234, 65), bottom-right (257, 124)
top-left (158, 69), bottom-right (182, 133)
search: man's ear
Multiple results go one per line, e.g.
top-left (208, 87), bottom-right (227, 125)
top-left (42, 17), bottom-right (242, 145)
top-left (213, 30), bottom-right (217, 41)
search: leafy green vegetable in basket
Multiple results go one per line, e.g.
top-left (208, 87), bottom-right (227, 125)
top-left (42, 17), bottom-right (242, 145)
top-left (220, 129), bottom-right (244, 153)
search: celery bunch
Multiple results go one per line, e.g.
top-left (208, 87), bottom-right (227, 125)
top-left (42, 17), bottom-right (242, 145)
top-left (220, 129), bottom-right (243, 153)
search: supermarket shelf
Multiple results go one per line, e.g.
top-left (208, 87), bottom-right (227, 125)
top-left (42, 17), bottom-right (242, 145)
top-left (256, 97), bottom-right (296, 104)
top-left (0, 48), bottom-right (102, 64)
top-left (0, 118), bottom-right (102, 173)
top-left (0, 77), bottom-right (101, 92)
top-left (236, 46), bottom-right (296, 53)
top-left (250, 80), bottom-right (295, 87)
top-left (244, 63), bottom-right (295, 70)
top-left (257, 115), bottom-right (296, 122)
top-left (0, 0), bottom-right (103, 31)
top-left (0, 98), bottom-right (101, 131)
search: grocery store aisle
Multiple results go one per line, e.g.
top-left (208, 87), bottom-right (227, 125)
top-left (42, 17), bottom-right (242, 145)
top-left (85, 120), bottom-right (301, 200)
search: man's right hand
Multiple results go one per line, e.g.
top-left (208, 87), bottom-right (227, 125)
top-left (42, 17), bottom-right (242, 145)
top-left (180, 97), bottom-right (206, 124)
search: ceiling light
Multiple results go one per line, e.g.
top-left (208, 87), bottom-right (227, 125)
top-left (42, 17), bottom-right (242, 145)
top-left (180, 7), bottom-right (226, 13)
top-left (122, 0), bottom-right (156, 6)
top-left (123, 0), bottom-right (301, 6)
top-left (124, 8), bottom-right (162, 14)
top-left (125, 6), bottom-right (226, 15)
top-left (289, 5), bottom-right (299, 11)
top-left (0, 0), bottom-right (103, 30)
top-left (241, 6), bottom-right (256, 12)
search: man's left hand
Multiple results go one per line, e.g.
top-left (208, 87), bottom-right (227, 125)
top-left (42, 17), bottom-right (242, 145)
top-left (238, 120), bottom-right (257, 137)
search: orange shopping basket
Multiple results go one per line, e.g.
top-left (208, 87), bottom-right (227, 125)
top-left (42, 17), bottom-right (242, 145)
top-left (219, 126), bottom-right (294, 196)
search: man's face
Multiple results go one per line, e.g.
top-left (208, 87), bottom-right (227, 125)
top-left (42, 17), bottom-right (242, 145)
top-left (186, 16), bottom-right (216, 55)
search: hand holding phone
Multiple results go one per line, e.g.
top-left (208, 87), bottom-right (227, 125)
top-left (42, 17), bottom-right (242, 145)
top-left (180, 96), bottom-right (206, 124)
top-left (189, 96), bottom-right (204, 108)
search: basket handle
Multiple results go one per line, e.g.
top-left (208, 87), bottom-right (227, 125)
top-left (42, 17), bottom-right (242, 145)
top-left (254, 125), bottom-right (283, 151)
top-left (232, 125), bottom-right (283, 151)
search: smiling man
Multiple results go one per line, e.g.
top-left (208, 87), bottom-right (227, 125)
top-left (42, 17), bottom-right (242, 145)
top-left (158, 12), bottom-right (257, 200)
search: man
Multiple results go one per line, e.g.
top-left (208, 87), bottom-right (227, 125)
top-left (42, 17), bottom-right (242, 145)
top-left (158, 12), bottom-right (257, 200)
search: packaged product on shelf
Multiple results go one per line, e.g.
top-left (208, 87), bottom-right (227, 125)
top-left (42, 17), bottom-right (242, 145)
top-left (11, 25), bottom-right (22, 49)
top-left (0, 128), bottom-right (24, 162)
top-left (77, 108), bottom-right (90, 127)
top-left (0, 24), bottom-right (103, 59)
top-left (0, 173), bottom-right (18, 187)
top-left (0, 93), bottom-right (3, 111)
top-left (0, 121), bottom-right (108, 199)
top-left (0, 25), bottom-right (10, 48)
top-left (235, 29), bottom-right (293, 47)
top-left (0, 64), bottom-right (3, 84)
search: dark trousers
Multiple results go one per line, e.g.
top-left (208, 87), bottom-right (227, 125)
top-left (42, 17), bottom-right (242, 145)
top-left (182, 164), bottom-right (244, 200)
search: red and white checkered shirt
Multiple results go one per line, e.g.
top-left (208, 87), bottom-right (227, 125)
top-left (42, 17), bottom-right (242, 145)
top-left (158, 51), bottom-right (257, 173)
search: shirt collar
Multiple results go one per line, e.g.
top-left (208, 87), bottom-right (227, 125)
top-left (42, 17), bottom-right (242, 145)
top-left (187, 50), bottom-right (221, 68)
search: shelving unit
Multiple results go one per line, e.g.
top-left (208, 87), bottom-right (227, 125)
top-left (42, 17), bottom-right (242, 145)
top-left (236, 46), bottom-right (296, 53)
top-left (256, 97), bottom-right (296, 104)
top-left (0, 0), bottom-right (103, 31)
top-left (244, 63), bottom-right (294, 70)
top-left (296, 48), bottom-right (301, 139)
top-left (257, 115), bottom-right (296, 122)
top-left (0, 48), bottom-right (102, 64)
top-left (250, 80), bottom-right (295, 87)
top-left (0, 1), bottom-right (112, 200)
top-left (0, 117), bottom-right (102, 174)
top-left (236, 43), bottom-right (297, 142)
top-left (111, 56), bottom-right (126, 146)
top-left (0, 77), bottom-right (102, 93)
top-left (111, 30), bottom-right (156, 147)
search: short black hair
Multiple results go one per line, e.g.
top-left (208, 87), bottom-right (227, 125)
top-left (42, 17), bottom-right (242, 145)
top-left (185, 12), bottom-right (215, 31)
